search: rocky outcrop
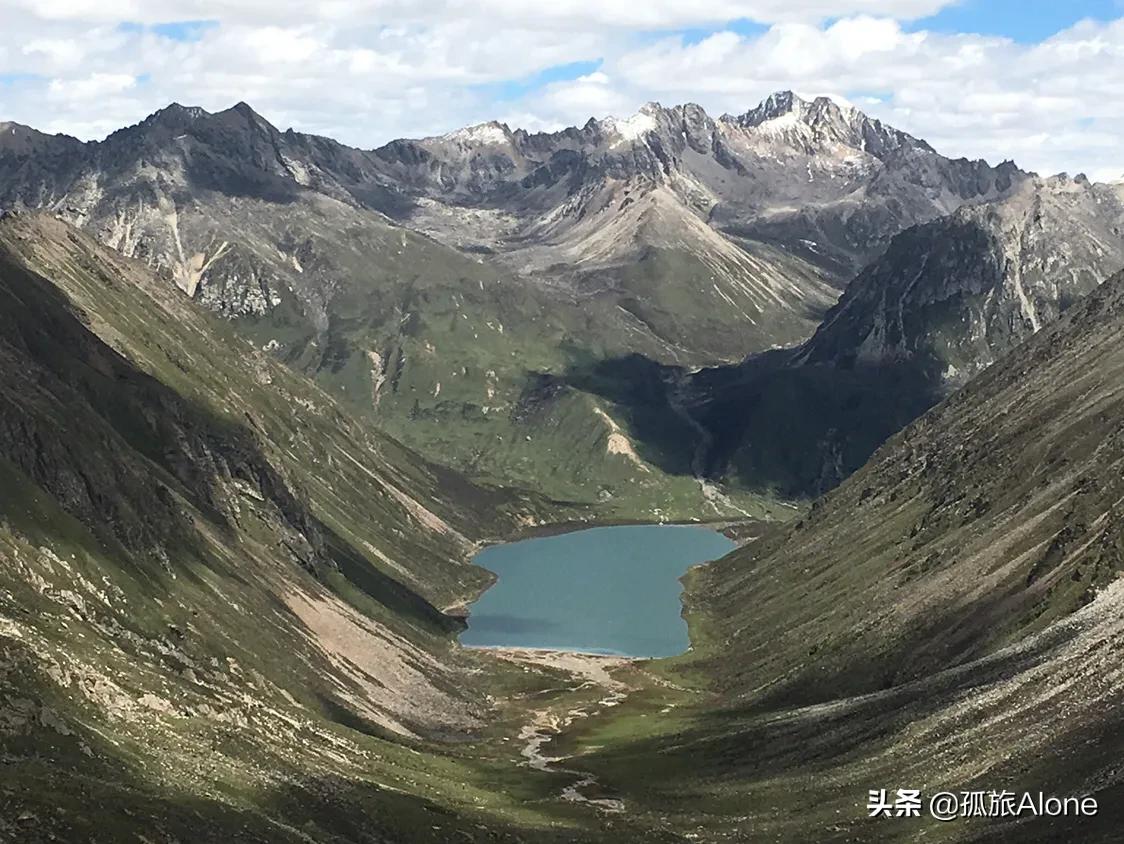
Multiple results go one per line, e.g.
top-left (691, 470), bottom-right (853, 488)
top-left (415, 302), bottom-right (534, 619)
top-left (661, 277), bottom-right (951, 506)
top-left (677, 176), bottom-right (1124, 500)
top-left (0, 91), bottom-right (1032, 347)
top-left (801, 175), bottom-right (1124, 382)
top-left (0, 238), bottom-right (325, 571)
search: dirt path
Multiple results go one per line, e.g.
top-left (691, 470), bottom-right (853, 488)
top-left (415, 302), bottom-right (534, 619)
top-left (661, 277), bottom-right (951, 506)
top-left (486, 647), bottom-right (633, 812)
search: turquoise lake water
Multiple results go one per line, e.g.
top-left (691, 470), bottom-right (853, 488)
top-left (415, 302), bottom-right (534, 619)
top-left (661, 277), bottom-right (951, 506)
top-left (460, 524), bottom-right (736, 658)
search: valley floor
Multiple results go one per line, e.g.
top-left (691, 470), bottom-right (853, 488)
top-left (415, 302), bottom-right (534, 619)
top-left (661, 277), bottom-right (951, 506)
top-left (483, 611), bottom-right (1124, 843)
top-left (5, 207), bottom-right (1124, 844)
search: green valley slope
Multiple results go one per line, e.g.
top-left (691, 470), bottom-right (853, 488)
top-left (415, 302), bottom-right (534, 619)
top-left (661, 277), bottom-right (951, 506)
top-left (0, 213), bottom-right (656, 843)
top-left (545, 266), bottom-right (1124, 841)
top-left (0, 102), bottom-right (821, 522)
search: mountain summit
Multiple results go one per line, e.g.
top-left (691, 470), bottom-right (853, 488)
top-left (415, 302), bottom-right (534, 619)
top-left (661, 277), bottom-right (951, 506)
top-left (0, 91), bottom-right (1051, 509)
top-left (726, 90), bottom-right (932, 158)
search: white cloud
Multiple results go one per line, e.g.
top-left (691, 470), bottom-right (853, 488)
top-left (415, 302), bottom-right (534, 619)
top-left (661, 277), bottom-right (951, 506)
top-left (242, 27), bottom-right (321, 64)
top-left (588, 16), bottom-right (1124, 179)
top-left (0, 2), bottom-right (1121, 180)
top-left (2, 0), bottom-right (957, 28)
top-left (22, 38), bottom-right (88, 69)
top-left (47, 72), bottom-right (137, 102)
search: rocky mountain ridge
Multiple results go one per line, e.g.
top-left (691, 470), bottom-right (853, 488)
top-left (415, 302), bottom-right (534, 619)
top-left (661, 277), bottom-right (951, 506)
top-left (800, 174), bottom-right (1124, 380)
top-left (375, 91), bottom-right (1028, 281)
top-left (0, 92), bottom-right (1110, 514)
top-left (673, 171), bottom-right (1124, 500)
top-left (0, 91), bottom-right (1030, 336)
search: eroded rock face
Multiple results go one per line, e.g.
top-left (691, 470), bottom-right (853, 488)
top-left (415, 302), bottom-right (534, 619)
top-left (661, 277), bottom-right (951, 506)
top-left (801, 176), bottom-right (1124, 382)
top-left (0, 238), bottom-right (326, 571)
top-left (0, 91), bottom-right (1030, 347)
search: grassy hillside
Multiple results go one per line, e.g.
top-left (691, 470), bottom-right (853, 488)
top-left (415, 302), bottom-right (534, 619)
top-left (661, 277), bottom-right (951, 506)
top-left (5, 199), bottom-right (1124, 843)
top-left (689, 271), bottom-right (1124, 701)
top-left (0, 214), bottom-right (654, 842)
top-left (536, 269), bottom-right (1124, 841)
top-left (145, 193), bottom-right (779, 522)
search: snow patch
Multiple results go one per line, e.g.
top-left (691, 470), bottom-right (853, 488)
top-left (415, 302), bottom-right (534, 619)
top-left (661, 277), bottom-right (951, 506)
top-left (444, 122), bottom-right (508, 146)
top-left (607, 110), bottom-right (656, 145)
top-left (756, 110), bottom-right (803, 135)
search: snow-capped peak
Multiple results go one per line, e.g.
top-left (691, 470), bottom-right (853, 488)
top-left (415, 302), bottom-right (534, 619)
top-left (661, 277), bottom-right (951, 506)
top-left (722, 90), bottom-right (929, 160)
top-left (734, 91), bottom-right (810, 128)
top-left (603, 103), bottom-right (662, 143)
top-left (731, 92), bottom-right (859, 133)
top-left (442, 121), bottom-right (510, 146)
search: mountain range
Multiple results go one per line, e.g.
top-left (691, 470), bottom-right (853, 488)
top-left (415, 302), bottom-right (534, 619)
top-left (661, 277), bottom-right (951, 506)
top-left (682, 169), bottom-right (1124, 496)
top-left (1, 91), bottom-right (1085, 515)
top-left (3, 90), bottom-right (1124, 841)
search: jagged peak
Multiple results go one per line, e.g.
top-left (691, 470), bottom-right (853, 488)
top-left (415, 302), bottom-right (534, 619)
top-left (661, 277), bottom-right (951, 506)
top-left (717, 89), bottom-right (933, 158)
top-left (217, 101), bottom-right (279, 132)
top-left (228, 101), bottom-right (262, 119)
top-left (113, 103), bottom-right (211, 141)
top-left (676, 102), bottom-right (709, 117)
top-left (597, 103), bottom-right (667, 143)
top-left (729, 91), bottom-right (808, 127)
top-left (400, 92), bottom-right (924, 158)
top-left (139, 100), bottom-right (275, 131)
top-left (106, 100), bottom-right (281, 149)
top-left (727, 91), bottom-right (866, 130)
top-left (440, 120), bottom-right (512, 145)
top-left (144, 102), bottom-right (210, 125)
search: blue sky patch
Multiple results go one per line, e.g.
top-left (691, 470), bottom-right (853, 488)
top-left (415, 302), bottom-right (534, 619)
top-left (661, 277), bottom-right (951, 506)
top-left (0, 72), bottom-right (44, 86)
top-left (667, 18), bottom-right (769, 46)
top-left (117, 20), bottom-right (219, 42)
top-left (480, 60), bottom-right (603, 101)
top-left (910, 0), bottom-right (1122, 42)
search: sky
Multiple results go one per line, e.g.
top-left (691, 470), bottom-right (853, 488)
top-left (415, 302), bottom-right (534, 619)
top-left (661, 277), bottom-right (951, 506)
top-left (1, 1), bottom-right (1123, 180)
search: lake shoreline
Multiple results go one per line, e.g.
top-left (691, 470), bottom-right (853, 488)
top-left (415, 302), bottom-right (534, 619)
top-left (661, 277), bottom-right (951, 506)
top-left (457, 524), bottom-right (736, 657)
top-left (465, 643), bottom-right (644, 660)
top-left (470, 515), bottom-right (753, 555)
top-left (448, 515), bottom-right (784, 617)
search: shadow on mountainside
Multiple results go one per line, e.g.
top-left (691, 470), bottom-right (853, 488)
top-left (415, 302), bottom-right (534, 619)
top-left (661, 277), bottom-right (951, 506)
top-left (0, 245), bottom-right (458, 636)
top-left (552, 350), bottom-right (944, 499)
top-left (551, 354), bottom-right (700, 478)
top-left (690, 353), bottom-right (944, 497)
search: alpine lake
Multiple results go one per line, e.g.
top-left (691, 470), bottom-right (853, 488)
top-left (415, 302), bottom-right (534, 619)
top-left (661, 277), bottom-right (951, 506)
top-left (460, 524), bottom-right (736, 657)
